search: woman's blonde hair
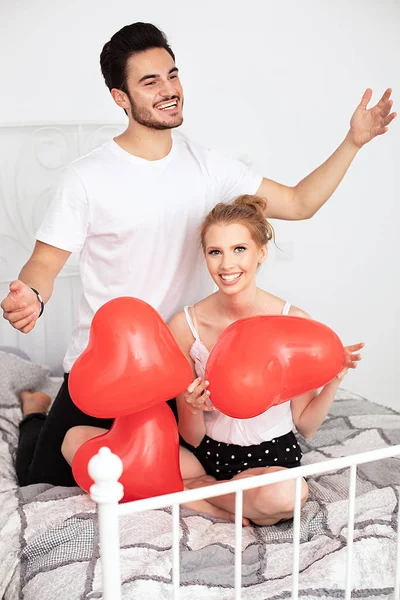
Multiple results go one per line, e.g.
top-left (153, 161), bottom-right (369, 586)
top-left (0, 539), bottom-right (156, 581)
top-left (200, 194), bottom-right (275, 250)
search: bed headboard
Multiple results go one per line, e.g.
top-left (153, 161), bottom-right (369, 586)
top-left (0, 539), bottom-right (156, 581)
top-left (0, 122), bottom-right (125, 370)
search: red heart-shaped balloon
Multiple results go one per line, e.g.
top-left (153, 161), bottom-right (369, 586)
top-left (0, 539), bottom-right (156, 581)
top-left (72, 402), bottom-right (183, 502)
top-left (205, 315), bottom-right (345, 419)
top-left (68, 297), bottom-right (192, 418)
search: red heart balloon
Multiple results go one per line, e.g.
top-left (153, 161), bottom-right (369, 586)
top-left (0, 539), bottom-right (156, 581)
top-left (205, 315), bottom-right (345, 419)
top-left (68, 297), bottom-right (192, 418)
top-left (72, 402), bottom-right (183, 502)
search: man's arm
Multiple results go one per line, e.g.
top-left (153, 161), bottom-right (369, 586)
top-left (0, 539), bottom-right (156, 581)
top-left (1, 241), bottom-right (71, 333)
top-left (258, 88), bottom-right (396, 220)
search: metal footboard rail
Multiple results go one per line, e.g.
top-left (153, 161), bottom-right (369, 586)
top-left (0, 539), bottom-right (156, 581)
top-left (90, 444), bottom-right (400, 600)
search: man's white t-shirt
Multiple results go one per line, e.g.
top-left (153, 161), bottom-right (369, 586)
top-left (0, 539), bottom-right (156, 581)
top-left (36, 134), bottom-right (263, 372)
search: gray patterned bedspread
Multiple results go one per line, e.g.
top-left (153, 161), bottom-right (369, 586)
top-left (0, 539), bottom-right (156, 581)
top-left (1, 350), bottom-right (399, 599)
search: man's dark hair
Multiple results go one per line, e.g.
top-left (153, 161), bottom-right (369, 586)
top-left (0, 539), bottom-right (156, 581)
top-left (100, 22), bottom-right (175, 93)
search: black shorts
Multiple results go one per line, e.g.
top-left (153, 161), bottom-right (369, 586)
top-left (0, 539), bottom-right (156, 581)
top-left (191, 431), bottom-right (302, 481)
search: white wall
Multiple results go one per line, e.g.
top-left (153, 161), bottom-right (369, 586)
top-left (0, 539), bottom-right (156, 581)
top-left (0, 0), bottom-right (399, 408)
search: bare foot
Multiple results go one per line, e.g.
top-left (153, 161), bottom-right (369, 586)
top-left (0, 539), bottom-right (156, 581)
top-left (183, 498), bottom-right (250, 526)
top-left (20, 390), bottom-right (51, 416)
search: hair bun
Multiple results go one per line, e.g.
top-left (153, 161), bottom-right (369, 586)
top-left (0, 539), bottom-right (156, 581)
top-left (200, 194), bottom-right (275, 250)
top-left (233, 194), bottom-right (267, 215)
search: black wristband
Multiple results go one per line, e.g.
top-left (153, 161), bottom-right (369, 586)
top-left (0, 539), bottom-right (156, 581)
top-left (30, 287), bottom-right (44, 318)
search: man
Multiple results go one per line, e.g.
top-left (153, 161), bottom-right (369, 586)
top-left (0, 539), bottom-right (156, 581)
top-left (1, 22), bottom-right (396, 487)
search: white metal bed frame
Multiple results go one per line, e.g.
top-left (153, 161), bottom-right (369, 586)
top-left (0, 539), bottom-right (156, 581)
top-left (89, 443), bottom-right (400, 600)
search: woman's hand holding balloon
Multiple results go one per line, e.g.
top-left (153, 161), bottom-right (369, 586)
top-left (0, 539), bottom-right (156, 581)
top-left (292, 342), bottom-right (365, 438)
top-left (184, 378), bottom-right (214, 415)
top-left (336, 342), bottom-right (364, 380)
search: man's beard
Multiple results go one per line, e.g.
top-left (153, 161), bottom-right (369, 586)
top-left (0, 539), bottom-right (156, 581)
top-left (128, 93), bottom-right (183, 130)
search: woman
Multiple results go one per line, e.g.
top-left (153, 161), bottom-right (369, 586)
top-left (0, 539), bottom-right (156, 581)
top-left (168, 194), bottom-right (363, 525)
top-left (23, 194), bottom-right (363, 525)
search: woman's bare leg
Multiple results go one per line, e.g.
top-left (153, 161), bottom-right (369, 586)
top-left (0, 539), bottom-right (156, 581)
top-left (185, 466), bottom-right (309, 525)
top-left (61, 425), bottom-right (108, 465)
top-left (61, 433), bottom-right (246, 524)
top-left (180, 446), bottom-right (250, 525)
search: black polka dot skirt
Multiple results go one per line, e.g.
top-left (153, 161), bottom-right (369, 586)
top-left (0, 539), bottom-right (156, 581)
top-left (191, 431), bottom-right (302, 481)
